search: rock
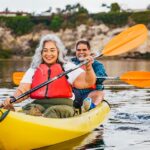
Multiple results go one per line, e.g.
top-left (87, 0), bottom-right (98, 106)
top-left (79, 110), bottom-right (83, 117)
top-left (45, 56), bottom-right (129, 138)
top-left (134, 31), bottom-right (150, 53)
top-left (90, 24), bottom-right (110, 35)
top-left (0, 27), bottom-right (15, 50)
top-left (0, 24), bottom-right (149, 58)
top-left (76, 24), bottom-right (87, 39)
top-left (91, 34), bottom-right (106, 51)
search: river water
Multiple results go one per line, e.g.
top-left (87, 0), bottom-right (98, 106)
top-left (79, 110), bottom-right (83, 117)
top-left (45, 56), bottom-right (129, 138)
top-left (0, 58), bottom-right (150, 150)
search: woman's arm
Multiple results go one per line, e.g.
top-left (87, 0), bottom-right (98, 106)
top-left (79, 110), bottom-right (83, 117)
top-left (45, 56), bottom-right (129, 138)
top-left (14, 83), bottom-right (31, 102)
top-left (2, 68), bottom-right (35, 109)
top-left (2, 83), bottom-right (31, 109)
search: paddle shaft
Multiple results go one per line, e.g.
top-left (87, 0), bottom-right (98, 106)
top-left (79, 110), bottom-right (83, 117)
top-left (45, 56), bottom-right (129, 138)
top-left (20, 53), bottom-right (104, 96)
top-left (97, 77), bottom-right (150, 80)
top-left (0, 54), bottom-right (104, 108)
top-left (97, 77), bottom-right (119, 80)
top-left (12, 53), bottom-right (104, 99)
top-left (0, 52), bottom-right (104, 108)
top-left (0, 60), bottom-right (91, 108)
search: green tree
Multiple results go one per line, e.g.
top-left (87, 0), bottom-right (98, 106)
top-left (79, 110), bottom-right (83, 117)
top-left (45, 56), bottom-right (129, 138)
top-left (5, 16), bottom-right (34, 35)
top-left (50, 15), bottom-right (63, 31)
top-left (110, 3), bottom-right (121, 12)
top-left (64, 4), bottom-right (72, 14)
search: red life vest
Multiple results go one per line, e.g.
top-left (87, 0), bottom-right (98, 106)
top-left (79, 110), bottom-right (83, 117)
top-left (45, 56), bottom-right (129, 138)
top-left (30, 63), bottom-right (72, 99)
top-left (81, 65), bottom-right (96, 89)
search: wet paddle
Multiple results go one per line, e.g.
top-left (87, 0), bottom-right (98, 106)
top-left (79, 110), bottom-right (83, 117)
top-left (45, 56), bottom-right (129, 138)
top-left (12, 72), bottom-right (25, 86)
top-left (97, 71), bottom-right (150, 88)
top-left (13, 71), bottom-right (150, 88)
top-left (0, 24), bottom-right (148, 107)
top-left (120, 71), bottom-right (150, 88)
top-left (95, 24), bottom-right (148, 57)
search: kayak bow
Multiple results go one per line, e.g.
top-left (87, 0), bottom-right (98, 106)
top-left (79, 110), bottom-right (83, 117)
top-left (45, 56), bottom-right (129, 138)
top-left (0, 100), bottom-right (110, 150)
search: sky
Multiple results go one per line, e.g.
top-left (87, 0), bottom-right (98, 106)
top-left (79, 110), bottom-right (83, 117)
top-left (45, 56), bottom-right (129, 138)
top-left (0, 0), bottom-right (150, 14)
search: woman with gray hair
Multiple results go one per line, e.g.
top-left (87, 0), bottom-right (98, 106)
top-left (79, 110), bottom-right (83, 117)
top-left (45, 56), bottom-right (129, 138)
top-left (2, 34), bottom-right (96, 118)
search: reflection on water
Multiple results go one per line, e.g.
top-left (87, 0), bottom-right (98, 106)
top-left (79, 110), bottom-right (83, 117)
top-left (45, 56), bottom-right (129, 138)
top-left (0, 58), bottom-right (30, 87)
top-left (102, 59), bottom-right (150, 76)
top-left (0, 58), bottom-right (150, 87)
top-left (36, 128), bottom-right (104, 150)
top-left (0, 58), bottom-right (150, 149)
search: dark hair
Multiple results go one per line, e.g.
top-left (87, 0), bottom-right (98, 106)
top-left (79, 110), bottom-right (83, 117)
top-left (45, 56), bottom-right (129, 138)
top-left (76, 40), bottom-right (91, 50)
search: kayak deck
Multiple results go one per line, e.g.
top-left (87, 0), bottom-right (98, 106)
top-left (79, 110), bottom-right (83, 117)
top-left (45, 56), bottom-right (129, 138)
top-left (0, 100), bottom-right (110, 150)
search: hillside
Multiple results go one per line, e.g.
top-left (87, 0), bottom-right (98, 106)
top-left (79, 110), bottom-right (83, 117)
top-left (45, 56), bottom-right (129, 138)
top-left (0, 23), bottom-right (149, 59)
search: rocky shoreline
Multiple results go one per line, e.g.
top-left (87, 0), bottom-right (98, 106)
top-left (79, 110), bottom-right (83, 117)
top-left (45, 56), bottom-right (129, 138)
top-left (0, 24), bottom-right (150, 58)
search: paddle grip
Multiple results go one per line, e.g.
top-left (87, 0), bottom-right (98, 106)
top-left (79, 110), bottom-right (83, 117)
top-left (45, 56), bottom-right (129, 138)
top-left (10, 96), bottom-right (17, 103)
top-left (0, 104), bottom-right (3, 108)
top-left (0, 96), bottom-right (16, 108)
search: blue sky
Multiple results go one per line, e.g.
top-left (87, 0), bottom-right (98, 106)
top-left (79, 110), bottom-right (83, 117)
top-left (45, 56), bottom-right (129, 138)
top-left (0, 0), bottom-right (150, 14)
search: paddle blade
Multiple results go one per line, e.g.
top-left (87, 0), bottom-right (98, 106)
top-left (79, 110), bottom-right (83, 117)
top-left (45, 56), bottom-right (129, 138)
top-left (120, 71), bottom-right (150, 88)
top-left (12, 72), bottom-right (25, 85)
top-left (102, 24), bottom-right (148, 56)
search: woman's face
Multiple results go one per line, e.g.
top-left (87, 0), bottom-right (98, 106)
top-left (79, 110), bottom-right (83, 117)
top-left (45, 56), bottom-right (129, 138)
top-left (42, 41), bottom-right (59, 65)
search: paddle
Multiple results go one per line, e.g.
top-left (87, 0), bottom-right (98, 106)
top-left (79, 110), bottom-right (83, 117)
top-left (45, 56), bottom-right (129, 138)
top-left (0, 24), bottom-right (148, 107)
top-left (101, 24), bottom-right (147, 56)
top-left (12, 24), bottom-right (148, 86)
top-left (97, 71), bottom-right (150, 88)
top-left (13, 72), bottom-right (25, 86)
top-left (13, 71), bottom-right (150, 88)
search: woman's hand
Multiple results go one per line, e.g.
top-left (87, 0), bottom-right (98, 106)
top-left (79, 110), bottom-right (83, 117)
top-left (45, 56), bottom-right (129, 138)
top-left (1, 97), bottom-right (15, 111)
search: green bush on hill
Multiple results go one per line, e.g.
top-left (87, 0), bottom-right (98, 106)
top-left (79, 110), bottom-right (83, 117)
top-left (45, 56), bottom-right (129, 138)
top-left (49, 15), bottom-right (63, 31)
top-left (0, 9), bottom-right (150, 35)
top-left (2, 16), bottom-right (34, 35)
top-left (0, 49), bottom-right (12, 58)
top-left (31, 16), bottom-right (50, 26)
top-left (92, 12), bottom-right (131, 26)
top-left (130, 11), bottom-right (150, 24)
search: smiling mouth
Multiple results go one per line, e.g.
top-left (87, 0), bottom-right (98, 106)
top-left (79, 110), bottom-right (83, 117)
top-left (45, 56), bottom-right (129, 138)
top-left (78, 57), bottom-right (85, 61)
top-left (45, 57), bottom-right (53, 60)
top-left (78, 54), bottom-right (86, 57)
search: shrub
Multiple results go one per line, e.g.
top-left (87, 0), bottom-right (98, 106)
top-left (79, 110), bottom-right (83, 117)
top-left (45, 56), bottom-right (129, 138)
top-left (4, 16), bottom-right (34, 35)
top-left (130, 11), bottom-right (150, 24)
top-left (92, 12), bottom-right (130, 26)
top-left (0, 49), bottom-right (12, 58)
top-left (49, 15), bottom-right (63, 31)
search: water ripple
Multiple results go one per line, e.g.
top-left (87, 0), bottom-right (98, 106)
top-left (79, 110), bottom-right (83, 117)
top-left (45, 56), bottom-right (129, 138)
top-left (116, 126), bottom-right (140, 131)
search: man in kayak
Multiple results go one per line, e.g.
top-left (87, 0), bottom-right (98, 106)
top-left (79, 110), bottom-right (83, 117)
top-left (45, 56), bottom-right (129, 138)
top-left (71, 40), bottom-right (107, 111)
top-left (2, 34), bottom-right (96, 118)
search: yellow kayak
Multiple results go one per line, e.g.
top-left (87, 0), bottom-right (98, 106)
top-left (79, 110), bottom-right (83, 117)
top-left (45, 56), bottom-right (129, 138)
top-left (0, 100), bottom-right (110, 150)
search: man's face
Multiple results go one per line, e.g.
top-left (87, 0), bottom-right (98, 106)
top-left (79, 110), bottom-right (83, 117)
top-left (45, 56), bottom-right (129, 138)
top-left (76, 43), bottom-right (91, 61)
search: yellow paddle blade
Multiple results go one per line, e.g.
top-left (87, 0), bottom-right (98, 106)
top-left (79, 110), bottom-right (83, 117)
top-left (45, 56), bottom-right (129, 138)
top-left (12, 72), bottom-right (25, 85)
top-left (120, 71), bottom-right (150, 88)
top-left (102, 24), bottom-right (148, 56)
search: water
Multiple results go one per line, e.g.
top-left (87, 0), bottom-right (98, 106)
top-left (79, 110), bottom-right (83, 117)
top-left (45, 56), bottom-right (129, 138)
top-left (0, 58), bottom-right (150, 150)
top-left (104, 88), bottom-right (150, 150)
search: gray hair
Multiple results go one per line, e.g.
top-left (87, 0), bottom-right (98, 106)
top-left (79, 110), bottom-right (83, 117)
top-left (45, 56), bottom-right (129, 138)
top-left (30, 34), bottom-right (67, 69)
